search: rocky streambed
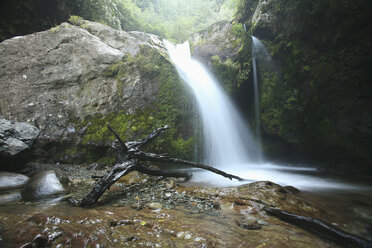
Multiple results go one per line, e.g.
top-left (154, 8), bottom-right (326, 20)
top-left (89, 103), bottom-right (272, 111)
top-left (2, 163), bottom-right (365, 248)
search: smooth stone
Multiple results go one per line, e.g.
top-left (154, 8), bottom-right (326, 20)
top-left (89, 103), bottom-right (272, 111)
top-left (0, 191), bottom-right (22, 205)
top-left (146, 202), bottom-right (163, 210)
top-left (21, 171), bottom-right (65, 201)
top-left (0, 172), bottom-right (30, 192)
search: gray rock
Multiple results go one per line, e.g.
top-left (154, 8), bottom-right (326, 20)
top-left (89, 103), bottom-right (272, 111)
top-left (21, 171), bottom-right (65, 201)
top-left (0, 20), bottom-right (178, 163)
top-left (252, 0), bottom-right (274, 27)
top-left (0, 119), bottom-right (39, 156)
top-left (0, 191), bottom-right (22, 205)
top-left (145, 202), bottom-right (163, 210)
top-left (191, 20), bottom-right (240, 67)
top-left (0, 171), bottom-right (30, 191)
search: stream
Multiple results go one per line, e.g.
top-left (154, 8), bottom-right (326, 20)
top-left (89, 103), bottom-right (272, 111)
top-left (1, 163), bottom-right (371, 247)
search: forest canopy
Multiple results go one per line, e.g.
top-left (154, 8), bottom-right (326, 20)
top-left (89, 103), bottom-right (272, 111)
top-left (0, 0), bottom-right (236, 42)
top-left (129, 0), bottom-right (236, 41)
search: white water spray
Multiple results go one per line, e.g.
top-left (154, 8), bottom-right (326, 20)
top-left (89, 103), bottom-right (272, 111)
top-left (164, 40), bottom-right (258, 169)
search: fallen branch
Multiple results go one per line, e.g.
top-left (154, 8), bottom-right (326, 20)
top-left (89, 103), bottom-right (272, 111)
top-left (264, 207), bottom-right (372, 248)
top-left (78, 124), bottom-right (244, 206)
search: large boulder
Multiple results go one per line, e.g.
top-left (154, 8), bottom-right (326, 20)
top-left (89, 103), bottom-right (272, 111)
top-left (21, 170), bottom-right (65, 201)
top-left (0, 20), bottom-right (193, 164)
top-left (0, 172), bottom-right (30, 192)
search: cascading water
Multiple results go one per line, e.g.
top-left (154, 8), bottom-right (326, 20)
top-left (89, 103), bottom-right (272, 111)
top-left (163, 40), bottom-right (371, 194)
top-left (164, 40), bottom-right (258, 169)
top-left (251, 36), bottom-right (262, 156)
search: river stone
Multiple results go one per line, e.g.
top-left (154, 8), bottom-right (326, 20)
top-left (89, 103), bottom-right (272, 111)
top-left (0, 191), bottom-right (22, 205)
top-left (146, 202), bottom-right (163, 210)
top-left (0, 172), bottom-right (30, 192)
top-left (21, 171), bottom-right (65, 201)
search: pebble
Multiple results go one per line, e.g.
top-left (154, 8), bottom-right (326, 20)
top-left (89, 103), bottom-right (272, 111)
top-left (146, 202), bottom-right (163, 210)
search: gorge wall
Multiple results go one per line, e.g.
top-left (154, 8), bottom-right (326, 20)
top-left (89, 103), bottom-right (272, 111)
top-left (192, 0), bottom-right (372, 166)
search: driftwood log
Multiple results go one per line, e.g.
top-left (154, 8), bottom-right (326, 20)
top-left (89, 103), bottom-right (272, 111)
top-left (264, 207), bottom-right (372, 248)
top-left (78, 124), bottom-right (244, 207)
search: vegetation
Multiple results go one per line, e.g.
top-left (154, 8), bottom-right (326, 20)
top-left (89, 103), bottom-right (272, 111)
top-left (0, 0), bottom-right (235, 42)
top-left (230, 0), bottom-right (372, 163)
top-left (63, 46), bottom-right (196, 164)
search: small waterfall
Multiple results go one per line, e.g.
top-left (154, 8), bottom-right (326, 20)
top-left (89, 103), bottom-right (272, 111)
top-left (164, 40), bottom-right (258, 169)
top-left (251, 36), bottom-right (262, 157)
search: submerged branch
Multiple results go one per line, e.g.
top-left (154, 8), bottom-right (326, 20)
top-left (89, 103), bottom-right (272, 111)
top-left (264, 207), bottom-right (372, 248)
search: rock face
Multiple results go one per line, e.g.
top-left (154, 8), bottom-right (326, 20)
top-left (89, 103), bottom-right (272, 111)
top-left (0, 119), bottom-right (40, 169)
top-left (0, 20), bottom-right (193, 164)
top-left (0, 21), bottom-right (162, 136)
top-left (0, 172), bottom-right (30, 192)
top-left (194, 0), bottom-right (372, 165)
top-left (191, 20), bottom-right (240, 67)
top-left (251, 0), bottom-right (274, 27)
top-left (0, 119), bottom-right (40, 156)
top-left (21, 171), bottom-right (65, 201)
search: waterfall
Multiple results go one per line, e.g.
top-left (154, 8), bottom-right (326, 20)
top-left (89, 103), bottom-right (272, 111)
top-left (164, 40), bottom-right (258, 170)
top-left (251, 36), bottom-right (262, 157)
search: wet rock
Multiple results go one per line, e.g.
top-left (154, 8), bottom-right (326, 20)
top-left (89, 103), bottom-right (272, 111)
top-left (21, 171), bottom-right (65, 201)
top-left (0, 191), bottom-right (22, 205)
top-left (283, 185), bottom-right (301, 194)
top-left (235, 217), bottom-right (262, 230)
top-left (146, 202), bottom-right (163, 210)
top-left (0, 172), bottom-right (30, 191)
top-left (0, 119), bottom-right (40, 170)
top-left (131, 202), bottom-right (144, 210)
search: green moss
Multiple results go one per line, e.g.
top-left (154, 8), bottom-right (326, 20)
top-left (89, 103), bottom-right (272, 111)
top-left (68, 15), bottom-right (84, 26)
top-left (69, 45), bottom-right (196, 163)
top-left (49, 26), bottom-right (61, 33)
top-left (211, 56), bottom-right (241, 94)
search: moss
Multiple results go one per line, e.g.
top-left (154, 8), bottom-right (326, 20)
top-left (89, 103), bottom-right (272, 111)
top-left (49, 26), bottom-right (61, 33)
top-left (211, 56), bottom-right (241, 94)
top-left (69, 45), bottom-right (196, 163)
top-left (68, 15), bottom-right (84, 26)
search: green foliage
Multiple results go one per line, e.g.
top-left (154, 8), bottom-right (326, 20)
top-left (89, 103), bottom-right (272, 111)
top-left (68, 15), bottom-right (83, 25)
top-left (0, 0), bottom-right (236, 42)
top-left (211, 56), bottom-right (241, 94)
top-left (129, 0), bottom-right (236, 42)
top-left (236, 0), bottom-right (372, 162)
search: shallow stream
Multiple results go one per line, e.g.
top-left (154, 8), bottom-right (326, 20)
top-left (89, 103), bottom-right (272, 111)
top-left (0, 163), bottom-right (371, 247)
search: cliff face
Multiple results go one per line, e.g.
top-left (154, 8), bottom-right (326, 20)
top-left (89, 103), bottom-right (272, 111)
top-left (0, 20), bottom-right (194, 166)
top-left (193, 0), bottom-right (372, 166)
top-left (250, 0), bottom-right (372, 165)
